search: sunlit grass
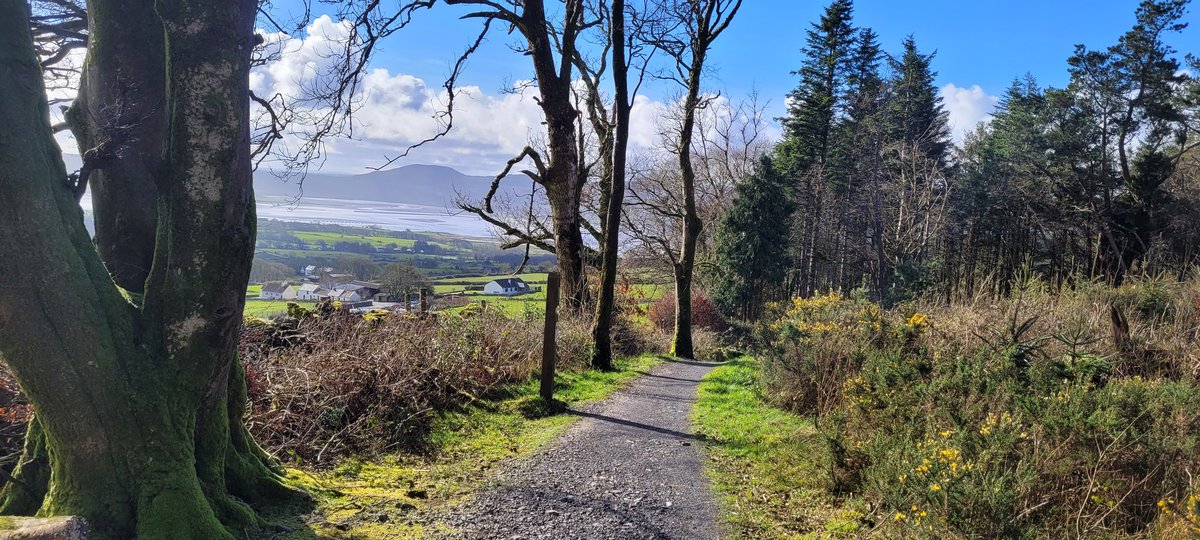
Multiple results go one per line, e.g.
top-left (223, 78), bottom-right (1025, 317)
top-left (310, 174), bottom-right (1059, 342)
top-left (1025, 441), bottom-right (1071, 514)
top-left (693, 357), bottom-right (864, 539)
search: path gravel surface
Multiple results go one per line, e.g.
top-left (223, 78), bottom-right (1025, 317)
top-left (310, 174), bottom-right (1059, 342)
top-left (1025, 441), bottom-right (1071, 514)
top-left (436, 359), bottom-right (721, 540)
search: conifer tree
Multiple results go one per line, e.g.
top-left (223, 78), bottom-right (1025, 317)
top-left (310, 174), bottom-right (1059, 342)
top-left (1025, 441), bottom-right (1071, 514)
top-left (712, 157), bottom-right (794, 320)
top-left (776, 0), bottom-right (858, 295)
top-left (885, 36), bottom-right (951, 166)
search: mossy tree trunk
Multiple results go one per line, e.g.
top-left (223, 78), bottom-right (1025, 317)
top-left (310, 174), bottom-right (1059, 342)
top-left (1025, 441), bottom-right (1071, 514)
top-left (0, 1), bottom-right (292, 538)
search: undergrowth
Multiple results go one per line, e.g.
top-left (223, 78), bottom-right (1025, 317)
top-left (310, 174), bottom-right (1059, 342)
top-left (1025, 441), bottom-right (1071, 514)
top-left (267, 355), bottom-right (662, 538)
top-left (747, 275), bottom-right (1200, 538)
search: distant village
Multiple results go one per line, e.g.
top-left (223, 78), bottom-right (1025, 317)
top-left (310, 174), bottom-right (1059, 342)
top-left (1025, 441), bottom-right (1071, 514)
top-left (257, 265), bottom-right (536, 314)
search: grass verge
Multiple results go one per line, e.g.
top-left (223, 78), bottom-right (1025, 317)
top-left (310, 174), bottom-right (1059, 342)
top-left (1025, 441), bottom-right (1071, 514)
top-left (692, 357), bottom-right (865, 539)
top-left (268, 354), bottom-right (663, 538)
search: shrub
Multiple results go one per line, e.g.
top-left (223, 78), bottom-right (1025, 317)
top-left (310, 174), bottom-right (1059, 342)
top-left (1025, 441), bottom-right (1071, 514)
top-left (759, 280), bottom-right (1200, 538)
top-left (648, 291), bottom-right (725, 334)
top-left (0, 363), bottom-right (30, 476)
top-left (239, 308), bottom-right (595, 465)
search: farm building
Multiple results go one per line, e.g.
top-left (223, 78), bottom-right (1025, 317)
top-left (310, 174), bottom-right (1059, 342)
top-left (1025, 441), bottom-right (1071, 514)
top-left (260, 282), bottom-right (289, 300)
top-left (483, 278), bottom-right (531, 296)
top-left (297, 283), bottom-right (327, 301)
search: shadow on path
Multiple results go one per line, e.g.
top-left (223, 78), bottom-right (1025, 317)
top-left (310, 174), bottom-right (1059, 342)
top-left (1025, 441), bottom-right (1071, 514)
top-left (566, 409), bottom-right (703, 441)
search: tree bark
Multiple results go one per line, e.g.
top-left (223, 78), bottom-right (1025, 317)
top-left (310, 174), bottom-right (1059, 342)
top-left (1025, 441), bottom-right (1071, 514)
top-left (522, 0), bottom-right (590, 311)
top-left (590, 0), bottom-right (631, 371)
top-left (0, 2), bottom-right (291, 537)
top-left (66, 0), bottom-right (164, 294)
top-left (672, 48), bottom-right (706, 360)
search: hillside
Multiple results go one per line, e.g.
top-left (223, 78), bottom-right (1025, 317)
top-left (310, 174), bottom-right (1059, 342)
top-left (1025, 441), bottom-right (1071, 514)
top-left (253, 164), bottom-right (519, 209)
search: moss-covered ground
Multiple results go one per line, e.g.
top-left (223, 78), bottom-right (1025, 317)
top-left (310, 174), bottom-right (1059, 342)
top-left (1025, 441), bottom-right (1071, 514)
top-left (267, 355), bottom-right (663, 538)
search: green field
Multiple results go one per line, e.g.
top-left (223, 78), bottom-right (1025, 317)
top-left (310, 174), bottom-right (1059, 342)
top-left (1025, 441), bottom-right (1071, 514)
top-left (244, 299), bottom-right (314, 318)
top-left (290, 231), bottom-right (452, 251)
top-left (433, 272), bottom-right (549, 285)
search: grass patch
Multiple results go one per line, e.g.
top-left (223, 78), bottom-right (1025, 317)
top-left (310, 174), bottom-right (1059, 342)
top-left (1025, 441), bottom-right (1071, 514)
top-left (433, 273), bottom-right (549, 285)
top-left (269, 354), bottom-right (662, 538)
top-left (244, 299), bottom-right (314, 318)
top-left (693, 357), bottom-right (863, 539)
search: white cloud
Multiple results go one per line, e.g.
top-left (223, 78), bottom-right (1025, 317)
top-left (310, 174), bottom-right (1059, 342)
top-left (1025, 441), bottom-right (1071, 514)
top-left (50, 14), bottom-right (771, 177)
top-left (940, 83), bottom-right (999, 144)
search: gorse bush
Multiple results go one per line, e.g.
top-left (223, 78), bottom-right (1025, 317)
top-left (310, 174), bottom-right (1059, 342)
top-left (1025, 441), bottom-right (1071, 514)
top-left (239, 307), bottom-right (596, 466)
top-left (760, 277), bottom-right (1200, 538)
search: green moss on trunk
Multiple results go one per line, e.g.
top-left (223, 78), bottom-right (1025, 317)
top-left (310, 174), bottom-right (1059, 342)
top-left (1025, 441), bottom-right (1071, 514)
top-left (0, 0), bottom-right (296, 537)
top-left (0, 420), bottom-right (48, 516)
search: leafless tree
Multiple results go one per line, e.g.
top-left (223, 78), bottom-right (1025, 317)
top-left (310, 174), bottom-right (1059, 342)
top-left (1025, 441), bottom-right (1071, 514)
top-left (624, 0), bottom-right (742, 359)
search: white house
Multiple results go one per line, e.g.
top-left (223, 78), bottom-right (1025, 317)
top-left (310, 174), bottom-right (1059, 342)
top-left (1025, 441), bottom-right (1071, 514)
top-left (260, 282), bottom-right (289, 300)
top-left (483, 277), bottom-right (531, 296)
top-left (297, 283), bottom-right (325, 301)
top-left (281, 285), bottom-right (299, 301)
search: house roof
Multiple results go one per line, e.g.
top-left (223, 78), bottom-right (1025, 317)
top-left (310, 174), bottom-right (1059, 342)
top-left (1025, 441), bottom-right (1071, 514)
top-left (261, 282), bottom-right (289, 294)
top-left (298, 284), bottom-right (321, 292)
top-left (489, 278), bottom-right (528, 289)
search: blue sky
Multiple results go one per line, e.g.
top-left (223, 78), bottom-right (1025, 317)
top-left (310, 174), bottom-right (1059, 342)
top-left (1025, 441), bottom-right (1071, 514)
top-left (269, 0), bottom-right (1200, 102)
top-left (247, 0), bottom-right (1200, 173)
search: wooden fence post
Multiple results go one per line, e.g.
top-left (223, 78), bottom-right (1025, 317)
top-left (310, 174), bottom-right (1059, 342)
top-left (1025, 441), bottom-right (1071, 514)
top-left (419, 288), bottom-right (429, 313)
top-left (540, 272), bottom-right (561, 402)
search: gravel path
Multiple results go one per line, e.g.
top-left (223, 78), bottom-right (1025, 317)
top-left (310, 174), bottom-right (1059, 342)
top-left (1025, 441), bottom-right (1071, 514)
top-left (436, 359), bottom-right (721, 540)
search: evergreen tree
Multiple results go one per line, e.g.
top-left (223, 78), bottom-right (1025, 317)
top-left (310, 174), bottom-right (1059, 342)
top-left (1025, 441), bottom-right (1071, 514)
top-left (777, 0), bottom-right (857, 173)
top-left (827, 28), bottom-right (886, 293)
top-left (876, 36), bottom-right (951, 300)
top-left (885, 36), bottom-right (951, 166)
top-left (1067, 0), bottom-right (1189, 279)
top-left (776, 0), bottom-right (858, 296)
top-left (712, 157), bottom-right (795, 320)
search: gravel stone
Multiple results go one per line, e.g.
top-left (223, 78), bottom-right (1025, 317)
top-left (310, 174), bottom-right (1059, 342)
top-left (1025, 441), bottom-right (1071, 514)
top-left (434, 359), bottom-right (720, 539)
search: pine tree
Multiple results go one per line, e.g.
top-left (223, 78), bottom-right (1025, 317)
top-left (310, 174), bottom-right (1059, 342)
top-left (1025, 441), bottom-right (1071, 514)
top-left (885, 36), bottom-right (951, 166)
top-left (712, 157), bottom-right (795, 320)
top-left (777, 0), bottom-right (856, 172)
top-left (878, 36), bottom-right (951, 300)
top-left (827, 28), bottom-right (886, 293)
top-left (776, 0), bottom-right (858, 295)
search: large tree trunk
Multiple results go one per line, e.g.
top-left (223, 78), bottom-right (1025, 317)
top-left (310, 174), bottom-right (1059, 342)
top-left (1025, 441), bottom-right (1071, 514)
top-left (0, 2), bottom-right (292, 537)
top-left (590, 0), bottom-right (631, 371)
top-left (66, 0), bottom-right (164, 293)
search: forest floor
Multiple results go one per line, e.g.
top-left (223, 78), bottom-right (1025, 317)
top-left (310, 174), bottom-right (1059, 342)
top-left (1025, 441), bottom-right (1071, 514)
top-left (430, 358), bottom-right (722, 540)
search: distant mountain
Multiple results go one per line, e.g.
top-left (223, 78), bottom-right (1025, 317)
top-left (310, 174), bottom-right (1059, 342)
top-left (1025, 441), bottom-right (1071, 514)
top-left (254, 164), bottom-right (514, 209)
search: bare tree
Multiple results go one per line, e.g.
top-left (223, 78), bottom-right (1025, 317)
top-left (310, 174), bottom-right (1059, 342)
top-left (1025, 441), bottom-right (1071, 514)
top-left (637, 0), bottom-right (741, 358)
top-left (588, 0), bottom-right (666, 369)
top-left (451, 0), bottom-right (599, 312)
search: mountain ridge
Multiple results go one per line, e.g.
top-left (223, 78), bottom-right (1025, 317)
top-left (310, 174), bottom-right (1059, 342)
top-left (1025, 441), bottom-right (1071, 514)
top-left (253, 164), bottom-right (505, 208)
